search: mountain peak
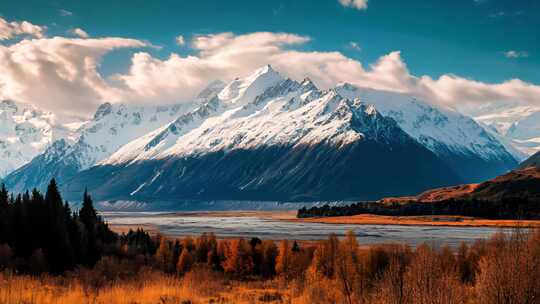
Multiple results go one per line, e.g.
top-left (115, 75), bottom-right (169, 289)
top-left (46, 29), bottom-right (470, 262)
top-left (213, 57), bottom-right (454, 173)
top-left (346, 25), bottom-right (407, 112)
top-left (301, 77), bottom-right (317, 91)
top-left (218, 65), bottom-right (283, 105)
top-left (336, 82), bottom-right (358, 92)
top-left (248, 64), bottom-right (280, 80)
top-left (93, 102), bottom-right (113, 120)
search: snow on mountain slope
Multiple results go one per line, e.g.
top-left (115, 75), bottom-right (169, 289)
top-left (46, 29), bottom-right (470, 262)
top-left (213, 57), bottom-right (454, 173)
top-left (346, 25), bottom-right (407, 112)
top-left (3, 81), bottom-right (224, 191)
top-left (334, 84), bottom-right (512, 160)
top-left (334, 84), bottom-right (517, 181)
top-left (218, 64), bottom-right (283, 105)
top-left (0, 100), bottom-right (79, 177)
top-left (104, 65), bottom-right (293, 165)
top-left (3, 102), bottom-right (199, 192)
top-left (2, 80), bottom-right (225, 192)
top-left (474, 105), bottom-right (540, 157)
top-left (71, 102), bottom-right (200, 169)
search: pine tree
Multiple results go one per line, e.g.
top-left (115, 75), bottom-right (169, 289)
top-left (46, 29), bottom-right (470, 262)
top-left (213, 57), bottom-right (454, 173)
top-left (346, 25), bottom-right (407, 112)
top-left (79, 189), bottom-right (100, 266)
top-left (0, 184), bottom-right (8, 209)
top-left (79, 188), bottom-right (98, 230)
top-left (44, 179), bottom-right (74, 273)
top-left (0, 184), bottom-right (9, 244)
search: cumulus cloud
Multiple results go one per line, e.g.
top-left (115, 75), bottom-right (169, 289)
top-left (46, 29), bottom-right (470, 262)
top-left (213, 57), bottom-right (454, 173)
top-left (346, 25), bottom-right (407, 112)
top-left (339, 0), bottom-right (368, 10)
top-left (0, 17), bottom-right (45, 40)
top-left (114, 31), bottom-right (540, 117)
top-left (70, 28), bottom-right (89, 38)
top-left (504, 50), bottom-right (528, 58)
top-left (0, 36), bottom-right (146, 116)
top-left (115, 32), bottom-right (312, 103)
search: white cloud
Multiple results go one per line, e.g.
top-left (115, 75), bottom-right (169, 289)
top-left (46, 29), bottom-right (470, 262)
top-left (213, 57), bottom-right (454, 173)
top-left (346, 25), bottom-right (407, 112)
top-left (0, 19), bottom-right (538, 120)
top-left (70, 28), bottom-right (89, 38)
top-left (116, 32), bottom-right (311, 103)
top-left (0, 36), bottom-right (146, 116)
top-left (176, 35), bottom-right (185, 46)
top-left (339, 0), bottom-right (368, 10)
top-left (115, 32), bottom-right (540, 118)
top-left (504, 50), bottom-right (528, 58)
top-left (0, 17), bottom-right (45, 40)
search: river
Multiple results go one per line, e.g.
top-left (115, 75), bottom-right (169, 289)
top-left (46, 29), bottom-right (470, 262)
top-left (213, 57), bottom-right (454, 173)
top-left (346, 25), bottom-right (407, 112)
top-left (102, 211), bottom-right (509, 247)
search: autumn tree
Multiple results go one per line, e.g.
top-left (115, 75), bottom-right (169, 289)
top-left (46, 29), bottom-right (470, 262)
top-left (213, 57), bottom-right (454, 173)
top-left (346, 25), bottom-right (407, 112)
top-left (336, 231), bottom-right (360, 304)
top-left (222, 239), bottom-right (253, 277)
top-left (177, 248), bottom-right (194, 275)
top-left (476, 230), bottom-right (540, 304)
top-left (155, 235), bottom-right (174, 272)
top-left (275, 239), bottom-right (291, 281)
top-left (404, 244), bottom-right (464, 304)
top-left (260, 240), bottom-right (278, 278)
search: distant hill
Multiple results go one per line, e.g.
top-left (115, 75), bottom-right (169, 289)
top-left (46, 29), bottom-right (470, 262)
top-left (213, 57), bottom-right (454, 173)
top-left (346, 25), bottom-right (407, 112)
top-left (299, 166), bottom-right (540, 219)
top-left (411, 166), bottom-right (540, 203)
top-left (519, 151), bottom-right (540, 169)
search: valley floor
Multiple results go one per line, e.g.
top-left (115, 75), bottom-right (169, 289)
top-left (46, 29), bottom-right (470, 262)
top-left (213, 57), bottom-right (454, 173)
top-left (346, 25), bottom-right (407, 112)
top-left (108, 211), bottom-right (540, 237)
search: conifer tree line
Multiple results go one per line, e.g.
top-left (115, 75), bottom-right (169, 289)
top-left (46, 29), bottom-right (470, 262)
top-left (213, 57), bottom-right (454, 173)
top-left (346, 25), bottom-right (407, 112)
top-left (0, 179), bottom-right (117, 274)
top-left (298, 198), bottom-right (540, 220)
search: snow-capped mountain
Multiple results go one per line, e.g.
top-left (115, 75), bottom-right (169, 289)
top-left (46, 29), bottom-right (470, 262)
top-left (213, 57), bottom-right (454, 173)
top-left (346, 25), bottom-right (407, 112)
top-left (104, 66), bottom-right (314, 165)
top-left (334, 84), bottom-right (517, 182)
top-left (60, 66), bottom-right (463, 202)
top-left (474, 105), bottom-right (540, 157)
top-left (5, 65), bottom-right (519, 203)
top-left (2, 81), bottom-right (225, 192)
top-left (0, 100), bottom-right (79, 178)
top-left (3, 102), bottom-right (197, 192)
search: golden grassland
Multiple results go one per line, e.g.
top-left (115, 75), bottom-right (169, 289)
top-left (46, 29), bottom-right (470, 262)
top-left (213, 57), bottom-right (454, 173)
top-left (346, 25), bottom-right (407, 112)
top-left (0, 270), bottom-right (292, 304)
top-left (292, 213), bottom-right (540, 227)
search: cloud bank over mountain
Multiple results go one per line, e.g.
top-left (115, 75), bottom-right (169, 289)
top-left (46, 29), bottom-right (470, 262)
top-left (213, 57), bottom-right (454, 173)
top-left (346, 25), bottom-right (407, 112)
top-left (0, 16), bottom-right (538, 118)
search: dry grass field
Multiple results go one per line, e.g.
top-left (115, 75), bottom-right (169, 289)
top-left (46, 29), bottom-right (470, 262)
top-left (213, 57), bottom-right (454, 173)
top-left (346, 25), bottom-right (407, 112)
top-left (0, 270), bottom-right (291, 304)
top-left (293, 213), bottom-right (540, 227)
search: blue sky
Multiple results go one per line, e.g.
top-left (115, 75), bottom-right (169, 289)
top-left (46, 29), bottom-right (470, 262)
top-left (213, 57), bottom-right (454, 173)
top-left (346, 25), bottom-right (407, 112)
top-left (2, 0), bottom-right (538, 83)
top-left (0, 0), bottom-right (539, 117)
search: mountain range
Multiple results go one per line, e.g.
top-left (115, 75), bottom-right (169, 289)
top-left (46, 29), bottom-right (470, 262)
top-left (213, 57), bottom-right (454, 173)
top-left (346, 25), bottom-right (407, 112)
top-left (0, 65), bottom-right (526, 204)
